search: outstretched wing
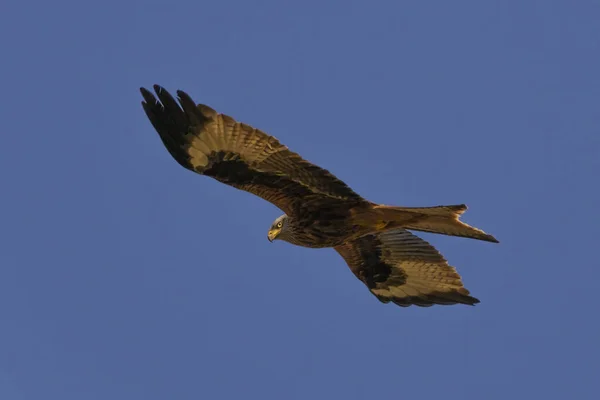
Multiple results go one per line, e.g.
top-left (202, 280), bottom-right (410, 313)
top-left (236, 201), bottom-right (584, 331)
top-left (335, 229), bottom-right (480, 307)
top-left (140, 85), bottom-right (366, 216)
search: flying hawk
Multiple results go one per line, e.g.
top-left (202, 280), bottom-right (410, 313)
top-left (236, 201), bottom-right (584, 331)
top-left (140, 85), bottom-right (498, 308)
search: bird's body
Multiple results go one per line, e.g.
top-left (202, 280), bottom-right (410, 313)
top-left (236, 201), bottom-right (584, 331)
top-left (206, 156), bottom-right (371, 248)
top-left (270, 212), bottom-right (360, 248)
top-left (141, 85), bottom-right (498, 308)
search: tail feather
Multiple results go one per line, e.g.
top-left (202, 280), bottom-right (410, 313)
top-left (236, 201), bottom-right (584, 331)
top-left (373, 204), bottom-right (499, 243)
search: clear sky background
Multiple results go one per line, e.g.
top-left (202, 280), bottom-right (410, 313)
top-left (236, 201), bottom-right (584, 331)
top-left (1, 1), bottom-right (599, 399)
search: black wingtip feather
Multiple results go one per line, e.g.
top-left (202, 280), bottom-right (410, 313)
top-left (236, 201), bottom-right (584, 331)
top-left (176, 89), bottom-right (208, 126)
top-left (140, 87), bottom-right (158, 106)
top-left (138, 85), bottom-right (194, 168)
top-left (155, 86), bottom-right (183, 110)
top-left (382, 291), bottom-right (480, 307)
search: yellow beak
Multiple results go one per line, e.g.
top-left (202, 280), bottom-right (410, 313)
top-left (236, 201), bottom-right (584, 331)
top-left (267, 230), bottom-right (277, 242)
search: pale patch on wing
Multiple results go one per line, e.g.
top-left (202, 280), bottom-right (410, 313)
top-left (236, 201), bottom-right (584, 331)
top-left (187, 146), bottom-right (209, 168)
top-left (187, 113), bottom-right (287, 173)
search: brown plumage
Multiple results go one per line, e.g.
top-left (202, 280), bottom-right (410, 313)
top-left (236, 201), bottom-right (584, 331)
top-left (140, 85), bottom-right (499, 307)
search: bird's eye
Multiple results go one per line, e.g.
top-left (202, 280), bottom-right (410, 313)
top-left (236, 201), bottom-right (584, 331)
top-left (277, 222), bottom-right (283, 228)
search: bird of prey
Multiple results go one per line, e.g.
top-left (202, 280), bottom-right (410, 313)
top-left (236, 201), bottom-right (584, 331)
top-left (140, 85), bottom-right (498, 308)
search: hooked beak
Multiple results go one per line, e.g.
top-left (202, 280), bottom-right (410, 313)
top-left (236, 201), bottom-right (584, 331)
top-left (267, 230), bottom-right (277, 242)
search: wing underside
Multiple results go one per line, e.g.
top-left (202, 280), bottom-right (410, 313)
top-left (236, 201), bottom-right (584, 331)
top-left (335, 229), bottom-right (480, 307)
top-left (140, 85), bottom-right (366, 215)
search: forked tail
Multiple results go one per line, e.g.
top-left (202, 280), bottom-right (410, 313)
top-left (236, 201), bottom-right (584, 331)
top-left (373, 204), bottom-right (499, 243)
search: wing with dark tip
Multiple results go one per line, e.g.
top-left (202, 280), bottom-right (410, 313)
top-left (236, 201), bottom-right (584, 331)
top-left (140, 85), bottom-right (367, 216)
top-left (335, 229), bottom-right (480, 307)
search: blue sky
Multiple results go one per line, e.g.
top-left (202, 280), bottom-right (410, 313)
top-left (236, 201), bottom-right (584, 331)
top-left (1, 1), bottom-right (599, 399)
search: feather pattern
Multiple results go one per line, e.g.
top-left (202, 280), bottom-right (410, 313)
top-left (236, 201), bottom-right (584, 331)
top-left (335, 229), bottom-right (480, 307)
top-left (140, 85), bottom-right (367, 217)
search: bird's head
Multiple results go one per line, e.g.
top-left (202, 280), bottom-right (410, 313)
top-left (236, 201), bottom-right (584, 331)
top-left (268, 215), bottom-right (288, 242)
